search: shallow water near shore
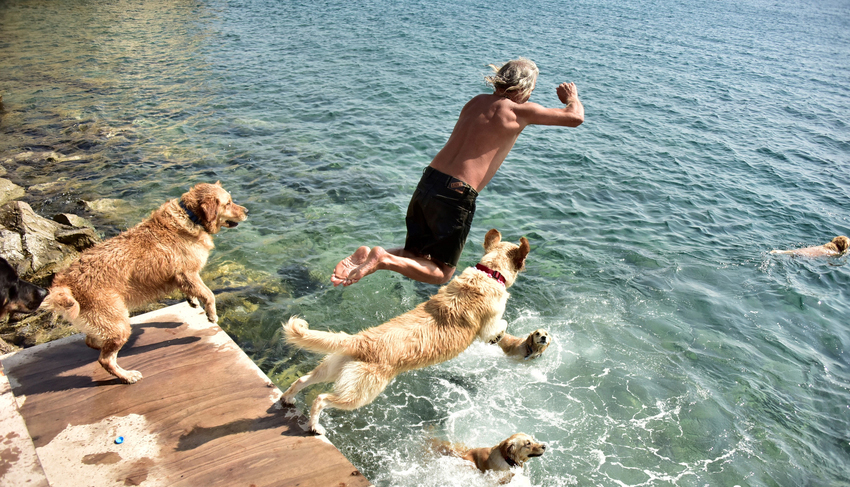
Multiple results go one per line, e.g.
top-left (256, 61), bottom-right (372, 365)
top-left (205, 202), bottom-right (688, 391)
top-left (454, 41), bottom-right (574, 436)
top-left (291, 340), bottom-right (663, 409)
top-left (2, 0), bottom-right (850, 485)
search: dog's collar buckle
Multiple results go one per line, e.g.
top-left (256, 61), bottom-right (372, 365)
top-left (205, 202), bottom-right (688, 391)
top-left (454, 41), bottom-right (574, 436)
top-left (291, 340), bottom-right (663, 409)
top-left (474, 263), bottom-right (506, 286)
top-left (179, 200), bottom-right (202, 226)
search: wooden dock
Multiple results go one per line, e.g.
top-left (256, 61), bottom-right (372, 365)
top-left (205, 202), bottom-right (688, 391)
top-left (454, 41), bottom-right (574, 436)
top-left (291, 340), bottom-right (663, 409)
top-left (0, 302), bottom-right (372, 487)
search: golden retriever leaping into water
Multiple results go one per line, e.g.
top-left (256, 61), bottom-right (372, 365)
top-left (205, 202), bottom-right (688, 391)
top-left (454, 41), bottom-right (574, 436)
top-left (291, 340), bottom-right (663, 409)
top-left (281, 229), bottom-right (530, 435)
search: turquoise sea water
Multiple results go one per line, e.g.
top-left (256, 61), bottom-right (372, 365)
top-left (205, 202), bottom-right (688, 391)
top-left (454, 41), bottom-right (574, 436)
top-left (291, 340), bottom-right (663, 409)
top-left (2, 0), bottom-right (850, 485)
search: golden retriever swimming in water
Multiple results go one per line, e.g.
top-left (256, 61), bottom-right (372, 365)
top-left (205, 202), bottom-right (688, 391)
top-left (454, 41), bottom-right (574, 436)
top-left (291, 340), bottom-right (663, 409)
top-left (430, 433), bottom-right (547, 482)
top-left (497, 328), bottom-right (550, 360)
top-left (281, 229), bottom-right (530, 435)
top-left (770, 235), bottom-right (849, 258)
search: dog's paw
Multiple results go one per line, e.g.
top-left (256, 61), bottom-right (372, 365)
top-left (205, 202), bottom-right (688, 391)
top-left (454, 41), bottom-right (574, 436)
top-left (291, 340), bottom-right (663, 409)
top-left (484, 319), bottom-right (508, 343)
top-left (121, 370), bottom-right (144, 384)
top-left (280, 395), bottom-right (296, 406)
top-left (311, 423), bottom-right (327, 436)
top-left (205, 309), bottom-right (218, 324)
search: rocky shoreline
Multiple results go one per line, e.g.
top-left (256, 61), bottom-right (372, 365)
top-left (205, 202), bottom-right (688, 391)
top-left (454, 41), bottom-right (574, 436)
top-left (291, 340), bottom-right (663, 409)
top-left (0, 149), bottom-right (287, 355)
top-left (1, 153), bottom-right (106, 352)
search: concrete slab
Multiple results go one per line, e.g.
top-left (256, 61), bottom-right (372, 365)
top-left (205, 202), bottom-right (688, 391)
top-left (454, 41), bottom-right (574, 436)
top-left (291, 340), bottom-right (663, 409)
top-left (0, 302), bottom-right (371, 487)
top-left (0, 363), bottom-right (49, 487)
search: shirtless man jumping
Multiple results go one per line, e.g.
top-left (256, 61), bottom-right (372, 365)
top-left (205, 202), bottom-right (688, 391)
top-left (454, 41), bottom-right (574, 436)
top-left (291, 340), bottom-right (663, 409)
top-left (332, 58), bottom-right (585, 286)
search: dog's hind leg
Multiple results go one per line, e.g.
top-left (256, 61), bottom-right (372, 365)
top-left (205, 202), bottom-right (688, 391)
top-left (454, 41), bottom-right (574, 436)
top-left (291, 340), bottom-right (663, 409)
top-left (177, 271), bottom-right (217, 323)
top-left (281, 354), bottom-right (348, 405)
top-left (308, 363), bottom-right (392, 435)
top-left (85, 335), bottom-right (103, 350)
top-left (85, 306), bottom-right (142, 384)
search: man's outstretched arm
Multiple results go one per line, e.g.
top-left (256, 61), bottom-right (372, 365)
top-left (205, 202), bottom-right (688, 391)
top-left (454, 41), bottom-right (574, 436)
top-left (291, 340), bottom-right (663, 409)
top-left (515, 82), bottom-right (585, 128)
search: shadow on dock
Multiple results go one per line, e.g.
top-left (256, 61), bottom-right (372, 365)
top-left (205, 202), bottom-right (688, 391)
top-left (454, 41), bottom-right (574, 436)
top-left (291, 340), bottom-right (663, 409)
top-left (1, 302), bottom-right (372, 487)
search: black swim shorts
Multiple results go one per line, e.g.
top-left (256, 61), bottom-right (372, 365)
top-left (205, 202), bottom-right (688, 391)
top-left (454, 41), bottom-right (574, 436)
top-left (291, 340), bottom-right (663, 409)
top-left (404, 166), bottom-right (478, 268)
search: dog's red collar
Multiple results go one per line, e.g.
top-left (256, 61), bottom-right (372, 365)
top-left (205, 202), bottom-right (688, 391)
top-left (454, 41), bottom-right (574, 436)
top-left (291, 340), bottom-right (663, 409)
top-left (475, 263), bottom-right (506, 286)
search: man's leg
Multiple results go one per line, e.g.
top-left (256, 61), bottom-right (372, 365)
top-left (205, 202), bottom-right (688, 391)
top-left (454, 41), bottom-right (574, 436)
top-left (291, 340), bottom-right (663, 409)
top-left (332, 247), bottom-right (455, 286)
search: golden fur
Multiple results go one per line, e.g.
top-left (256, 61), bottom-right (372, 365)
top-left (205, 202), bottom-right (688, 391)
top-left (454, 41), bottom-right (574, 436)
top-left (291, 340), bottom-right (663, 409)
top-left (770, 235), bottom-right (850, 257)
top-left (281, 229), bottom-right (530, 435)
top-left (497, 328), bottom-right (550, 360)
top-left (431, 433), bottom-right (547, 479)
top-left (43, 182), bottom-right (247, 384)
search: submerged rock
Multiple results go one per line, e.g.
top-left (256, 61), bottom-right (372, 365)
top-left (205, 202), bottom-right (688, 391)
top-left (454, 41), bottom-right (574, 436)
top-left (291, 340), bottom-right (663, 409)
top-left (1, 151), bottom-right (82, 165)
top-left (79, 198), bottom-right (134, 217)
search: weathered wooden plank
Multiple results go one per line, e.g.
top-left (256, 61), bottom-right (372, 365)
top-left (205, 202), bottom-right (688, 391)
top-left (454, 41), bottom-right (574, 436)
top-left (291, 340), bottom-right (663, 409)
top-left (1, 302), bottom-right (371, 487)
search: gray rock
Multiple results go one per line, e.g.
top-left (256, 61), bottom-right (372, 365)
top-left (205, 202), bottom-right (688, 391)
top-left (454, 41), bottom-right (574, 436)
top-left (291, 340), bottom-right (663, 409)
top-left (0, 201), bottom-right (83, 279)
top-left (0, 201), bottom-right (61, 237)
top-left (54, 226), bottom-right (99, 252)
top-left (0, 178), bottom-right (25, 206)
top-left (0, 228), bottom-right (26, 273)
top-left (54, 213), bottom-right (94, 229)
top-left (22, 232), bottom-right (69, 275)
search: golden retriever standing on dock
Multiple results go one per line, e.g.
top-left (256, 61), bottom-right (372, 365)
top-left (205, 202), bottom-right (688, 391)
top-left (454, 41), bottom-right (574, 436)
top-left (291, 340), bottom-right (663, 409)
top-left (497, 328), bottom-right (550, 360)
top-left (282, 229), bottom-right (530, 435)
top-left (44, 182), bottom-right (247, 384)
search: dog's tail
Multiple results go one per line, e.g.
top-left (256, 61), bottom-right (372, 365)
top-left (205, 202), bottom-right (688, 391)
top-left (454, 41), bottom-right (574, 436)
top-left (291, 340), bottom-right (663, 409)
top-left (282, 316), bottom-right (354, 355)
top-left (42, 286), bottom-right (80, 322)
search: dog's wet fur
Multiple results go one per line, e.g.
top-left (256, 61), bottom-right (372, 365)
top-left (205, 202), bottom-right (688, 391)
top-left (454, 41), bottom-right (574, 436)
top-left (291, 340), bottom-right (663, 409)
top-left (430, 432), bottom-right (547, 480)
top-left (281, 229), bottom-right (530, 435)
top-left (43, 182), bottom-right (247, 383)
top-left (497, 328), bottom-right (550, 360)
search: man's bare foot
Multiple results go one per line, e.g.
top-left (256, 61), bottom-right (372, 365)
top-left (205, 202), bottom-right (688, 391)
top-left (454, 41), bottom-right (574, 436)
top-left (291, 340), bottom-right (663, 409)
top-left (344, 246), bottom-right (387, 285)
top-left (332, 246), bottom-right (370, 286)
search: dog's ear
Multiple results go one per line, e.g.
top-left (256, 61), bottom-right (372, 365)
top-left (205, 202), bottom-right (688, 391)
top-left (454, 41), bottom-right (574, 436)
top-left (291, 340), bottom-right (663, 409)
top-left (200, 194), bottom-right (220, 233)
top-left (833, 236), bottom-right (849, 252)
top-left (511, 237), bottom-right (530, 271)
top-left (501, 439), bottom-right (517, 463)
top-left (484, 229), bottom-right (501, 252)
top-left (214, 180), bottom-right (222, 187)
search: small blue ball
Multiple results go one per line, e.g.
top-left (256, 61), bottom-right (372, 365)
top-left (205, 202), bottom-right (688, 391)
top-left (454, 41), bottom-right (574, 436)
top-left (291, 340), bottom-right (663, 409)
top-left (115, 436), bottom-right (124, 444)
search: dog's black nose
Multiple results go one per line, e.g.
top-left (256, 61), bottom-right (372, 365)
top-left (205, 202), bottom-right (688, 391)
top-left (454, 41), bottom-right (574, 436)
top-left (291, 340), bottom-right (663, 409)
top-left (36, 286), bottom-right (48, 301)
top-left (539, 336), bottom-right (547, 343)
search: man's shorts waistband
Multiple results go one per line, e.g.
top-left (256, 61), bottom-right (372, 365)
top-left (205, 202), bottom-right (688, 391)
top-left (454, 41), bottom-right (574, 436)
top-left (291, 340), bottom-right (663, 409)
top-left (422, 166), bottom-right (479, 197)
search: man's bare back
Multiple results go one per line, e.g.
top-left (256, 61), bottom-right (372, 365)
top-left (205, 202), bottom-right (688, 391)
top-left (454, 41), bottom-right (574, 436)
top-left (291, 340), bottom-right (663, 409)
top-left (431, 82), bottom-right (584, 192)
top-left (332, 58), bottom-right (584, 287)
